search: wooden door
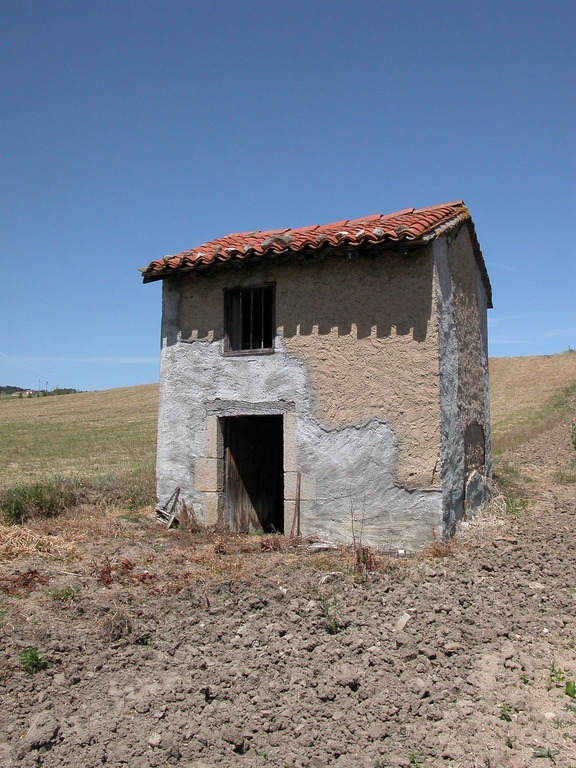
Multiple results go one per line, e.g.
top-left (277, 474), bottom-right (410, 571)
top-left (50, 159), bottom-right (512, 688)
top-left (224, 416), bottom-right (283, 533)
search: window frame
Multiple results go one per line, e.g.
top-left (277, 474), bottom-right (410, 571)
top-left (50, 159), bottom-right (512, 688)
top-left (223, 282), bottom-right (276, 356)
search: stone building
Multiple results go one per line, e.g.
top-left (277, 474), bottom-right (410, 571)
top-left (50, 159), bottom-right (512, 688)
top-left (142, 201), bottom-right (492, 550)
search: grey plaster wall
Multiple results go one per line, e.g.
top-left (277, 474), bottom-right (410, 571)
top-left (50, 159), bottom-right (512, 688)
top-left (434, 229), bottom-right (492, 529)
top-left (476, 268), bottom-right (492, 477)
top-left (433, 238), bottom-right (465, 535)
top-left (295, 417), bottom-right (442, 551)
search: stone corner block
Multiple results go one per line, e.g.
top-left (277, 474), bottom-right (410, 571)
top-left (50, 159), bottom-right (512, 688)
top-left (205, 416), bottom-right (219, 459)
top-left (194, 458), bottom-right (218, 493)
top-left (202, 492), bottom-right (219, 526)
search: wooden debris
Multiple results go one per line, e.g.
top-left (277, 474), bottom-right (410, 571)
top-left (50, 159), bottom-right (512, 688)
top-left (155, 487), bottom-right (181, 529)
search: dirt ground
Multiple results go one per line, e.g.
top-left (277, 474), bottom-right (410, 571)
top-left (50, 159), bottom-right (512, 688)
top-left (1, 424), bottom-right (575, 768)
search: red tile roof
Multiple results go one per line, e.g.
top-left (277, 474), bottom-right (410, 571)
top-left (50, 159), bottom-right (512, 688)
top-left (142, 201), bottom-right (491, 306)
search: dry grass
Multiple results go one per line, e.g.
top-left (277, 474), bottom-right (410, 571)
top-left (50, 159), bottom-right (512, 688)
top-left (420, 535), bottom-right (455, 559)
top-left (0, 525), bottom-right (76, 561)
top-left (0, 384), bottom-right (158, 521)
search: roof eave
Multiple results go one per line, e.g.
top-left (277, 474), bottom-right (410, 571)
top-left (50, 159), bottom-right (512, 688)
top-left (141, 210), bottom-right (493, 308)
top-left (140, 238), bottom-right (430, 284)
top-left (419, 213), bottom-right (493, 309)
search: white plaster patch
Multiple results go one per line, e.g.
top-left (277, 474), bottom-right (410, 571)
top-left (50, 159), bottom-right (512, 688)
top-left (295, 417), bottom-right (442, 550)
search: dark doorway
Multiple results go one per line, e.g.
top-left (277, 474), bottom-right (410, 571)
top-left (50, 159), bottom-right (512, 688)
top-left (223, 415), bottom-right (284, 533)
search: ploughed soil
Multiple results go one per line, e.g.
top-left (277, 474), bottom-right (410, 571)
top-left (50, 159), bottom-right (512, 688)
top-left (1, 425), bottom-right (575, 768)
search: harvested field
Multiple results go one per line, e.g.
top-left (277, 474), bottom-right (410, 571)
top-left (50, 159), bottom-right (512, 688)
top-left (0, 356), bottom-right (575, 767)
top-left (0, 384), bottom-right (158, 486)
top-left (489, 351), bottom-right (576, 454)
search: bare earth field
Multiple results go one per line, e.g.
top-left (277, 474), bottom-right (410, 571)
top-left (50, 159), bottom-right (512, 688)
top-left (0, 355), bottom-right (575, 768)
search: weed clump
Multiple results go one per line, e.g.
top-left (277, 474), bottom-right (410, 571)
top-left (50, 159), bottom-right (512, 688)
top-left (260, 535), bottom-right (283, 552)
top-left (101, 609), bottom-right (132, 641)
top-left (553, 467), bottom-right (576, 484)
top-left (532, 747), bottom-right (559, 763)
top-left (0, 466), bottom-right (156, 525)
top-left (492, 462), bottom-right (528, 516)
top-left (547, 661), bottom-right (571, 688)
top-left (316, 590), bottom-right (345, 635)
top-left (0, 569), bottom-right (49, 596)
top-left (1, 479), bottom-right (75, 524)
top-left (18, 647), bottom-right (51, 674)
top-left (49, 585), bottom-right (79, 602)
top-left (355, 545), bottom-right (379, 573)
top-left (421, 531), bottom-right (454, 559)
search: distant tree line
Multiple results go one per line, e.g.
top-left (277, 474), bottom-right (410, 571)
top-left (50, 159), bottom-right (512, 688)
top-left (0, 386), bottom-right (84, 396)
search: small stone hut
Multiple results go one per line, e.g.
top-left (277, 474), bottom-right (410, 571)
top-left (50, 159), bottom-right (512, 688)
top-left (142, 201), bottom-right (492, 550)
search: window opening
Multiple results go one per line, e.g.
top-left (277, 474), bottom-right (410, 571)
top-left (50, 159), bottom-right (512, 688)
top-left (225, 286), bottom-right (274, 352)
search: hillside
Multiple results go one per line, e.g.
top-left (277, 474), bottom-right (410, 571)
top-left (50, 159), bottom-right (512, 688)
top-left (0, 352), bottom-right (575, 487)
top-left (0, 383), bottom-right (158, 486)
top-left (489, 350), bottom-right (576, 453)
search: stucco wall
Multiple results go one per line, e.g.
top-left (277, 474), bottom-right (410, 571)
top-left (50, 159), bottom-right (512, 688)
top-left (176, 249), bottom-right (441, 488)
top-left (433, 238), bottom-right (465, 533)
top-left (156, 248), bottom-right (444, 550)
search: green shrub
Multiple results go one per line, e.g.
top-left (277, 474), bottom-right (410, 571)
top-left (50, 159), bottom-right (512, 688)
top-left (49, 585), bottom-right (79, 602)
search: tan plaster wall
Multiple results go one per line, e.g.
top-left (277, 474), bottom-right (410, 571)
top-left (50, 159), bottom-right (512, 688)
top-left (447, 228), bottom-right (488, 432)
top-left (177, 248), bottom-right (441, 488)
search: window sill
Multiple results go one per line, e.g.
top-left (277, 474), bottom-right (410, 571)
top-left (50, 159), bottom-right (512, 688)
top-left (223, 348), bottom-right (276, 357)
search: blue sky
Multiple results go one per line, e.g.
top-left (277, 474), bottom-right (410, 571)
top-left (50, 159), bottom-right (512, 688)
top-left (1, 0), bottom-right (574, 391)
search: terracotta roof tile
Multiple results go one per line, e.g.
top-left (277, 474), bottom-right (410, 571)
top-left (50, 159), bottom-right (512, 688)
top-left (141, 201), bottom-right (491, 306)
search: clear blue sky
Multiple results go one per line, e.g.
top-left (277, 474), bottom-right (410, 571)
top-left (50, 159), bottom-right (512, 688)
top-left (1, 0), bottom-right (574, 391)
